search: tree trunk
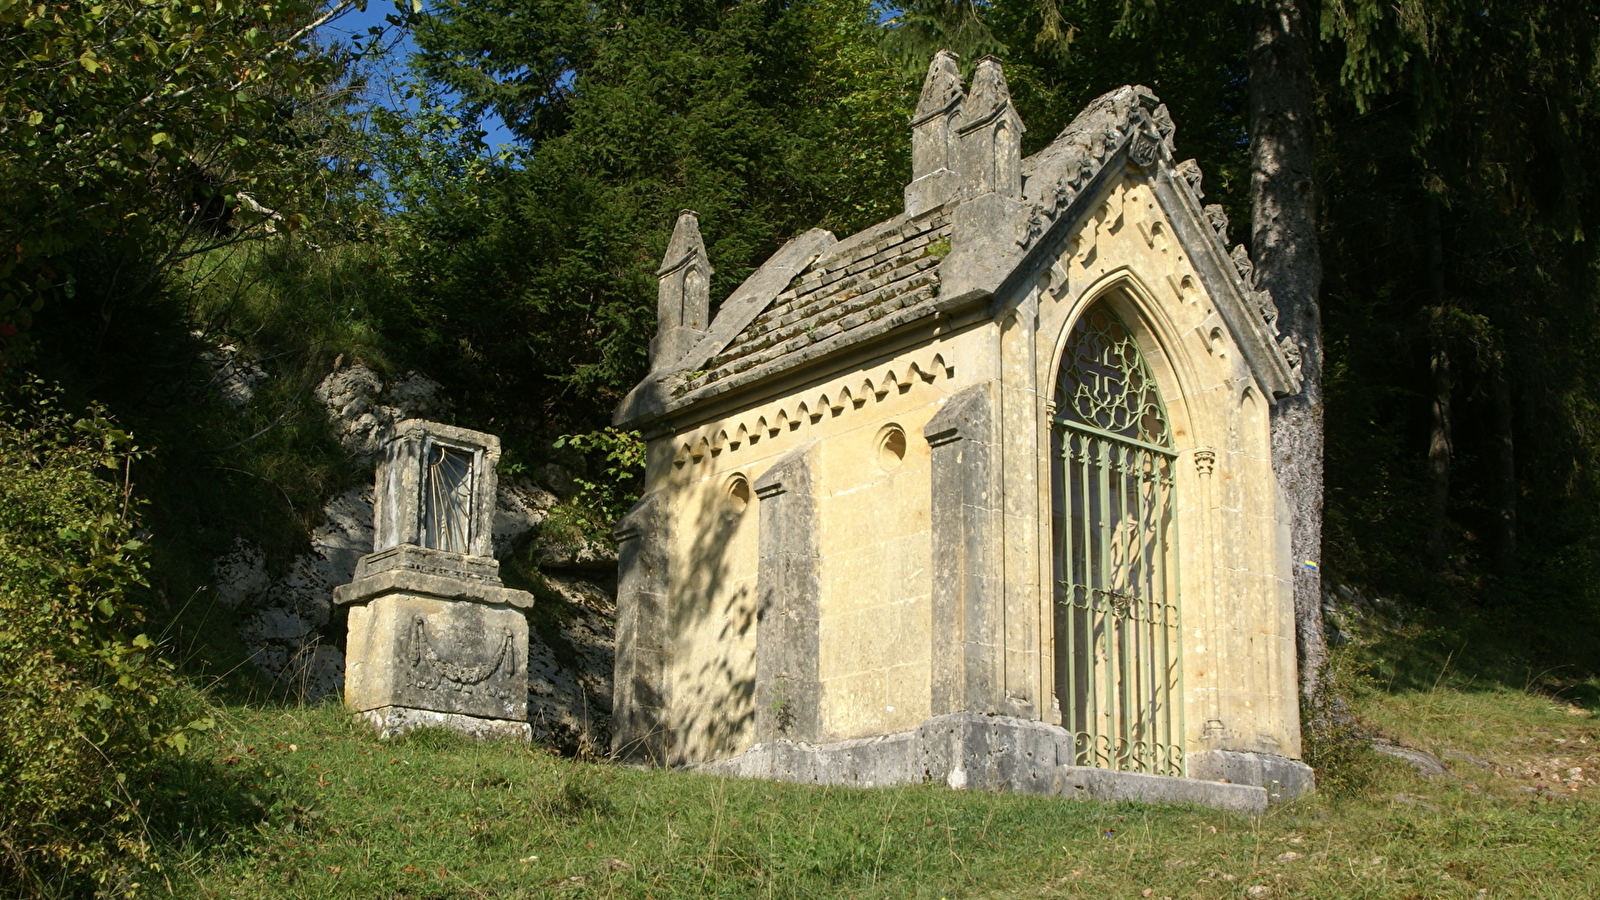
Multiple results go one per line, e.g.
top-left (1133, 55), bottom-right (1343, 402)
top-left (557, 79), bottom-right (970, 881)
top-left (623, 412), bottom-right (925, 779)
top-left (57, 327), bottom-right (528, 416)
top-left (1248, 0), bottom-right (1327, 704)
top-left (1425, 195), bottom-right (1453, 572)
top-left (1425, 334), bottom-right (1453, 567)
top-left (1490, 350), bottom-right (1517, 576)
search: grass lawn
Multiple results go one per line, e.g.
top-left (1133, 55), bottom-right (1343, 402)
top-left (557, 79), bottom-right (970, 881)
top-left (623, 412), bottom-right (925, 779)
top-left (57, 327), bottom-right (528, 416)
top-left (149, 685), bottom-right (1600, 900)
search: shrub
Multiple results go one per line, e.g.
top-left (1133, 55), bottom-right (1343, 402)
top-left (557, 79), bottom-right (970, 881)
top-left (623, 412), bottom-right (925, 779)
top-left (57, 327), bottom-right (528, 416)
top-left (0, 381), bottom-right (205, 896)
top-left (548, 428), bottom-right (646, 541)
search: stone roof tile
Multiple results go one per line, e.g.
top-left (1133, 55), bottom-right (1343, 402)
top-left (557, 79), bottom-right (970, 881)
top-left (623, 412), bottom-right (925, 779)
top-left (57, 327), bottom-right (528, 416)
top-left (697, 209), bottom-right (953, 388)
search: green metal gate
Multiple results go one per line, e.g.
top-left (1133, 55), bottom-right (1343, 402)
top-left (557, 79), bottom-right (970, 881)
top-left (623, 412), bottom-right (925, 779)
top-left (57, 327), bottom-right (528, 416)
top-left (1051, 304), bottom-right (1183, 777)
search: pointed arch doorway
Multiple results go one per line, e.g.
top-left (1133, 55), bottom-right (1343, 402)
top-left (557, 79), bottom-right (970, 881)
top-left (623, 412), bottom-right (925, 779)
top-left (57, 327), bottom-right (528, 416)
top-left (1051, 301), bottom-right (1184, 777)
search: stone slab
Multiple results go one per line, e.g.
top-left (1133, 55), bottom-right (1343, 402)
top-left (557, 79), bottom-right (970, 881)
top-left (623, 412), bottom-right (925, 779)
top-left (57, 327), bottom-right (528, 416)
top-left (359, 705), bottom-right (532, 742)
top-left (334, 565), bottom-right (534, 609)
top-left (345, 592), bottom-right (529, 721)
top-left (352, 543), bottom-right (504, 584)
top-left (697, 712), bottom-right (1296, 814)
top-left (700, 731), bottom-right (919, 787)
top-left (1053, 766), bottom-right (1266, 815)
top-left (1187, 749), bottom-right (1315, 803)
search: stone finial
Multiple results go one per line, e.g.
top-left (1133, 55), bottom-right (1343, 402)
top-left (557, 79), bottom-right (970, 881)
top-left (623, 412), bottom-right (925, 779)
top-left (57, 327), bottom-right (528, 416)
top-left (955, 56), bottom-right (1026, 201)
top-left (905, 50), bottom-right (965, 215)
top-left (914, 50), bottom-right (965, 123)
top-left (652, 210), bottom-right (713, 371)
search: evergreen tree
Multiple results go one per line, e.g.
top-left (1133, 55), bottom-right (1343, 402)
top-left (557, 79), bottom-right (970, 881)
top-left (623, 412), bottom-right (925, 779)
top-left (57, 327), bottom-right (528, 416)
top-left (378, 0), bottom-right (914, 437)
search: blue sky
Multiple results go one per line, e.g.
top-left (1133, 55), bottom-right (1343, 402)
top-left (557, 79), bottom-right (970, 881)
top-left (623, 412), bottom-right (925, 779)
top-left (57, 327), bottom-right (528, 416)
top-left (322, 1), bottom-right (520, 150)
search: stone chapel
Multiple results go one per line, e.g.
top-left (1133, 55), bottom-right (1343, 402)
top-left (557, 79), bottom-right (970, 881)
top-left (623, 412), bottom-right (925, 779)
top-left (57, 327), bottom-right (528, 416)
top-left (609, 52), bottom-right (1313, 810)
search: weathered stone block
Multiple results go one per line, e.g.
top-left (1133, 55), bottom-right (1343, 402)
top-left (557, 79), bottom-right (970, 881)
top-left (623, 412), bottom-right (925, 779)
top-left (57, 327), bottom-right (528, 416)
top-left (938, 192), bottom-right (1027, 306)
top-left (915, 712), bottom-right (1063, 794)
top-left (753, 444), bottom-right (821, 743)
top-left (360, 706), bottom-right (533, 742)
top-left (345, 592), bottom-right (528, 722)
top-left (925, 384), bottom-right (1003, 716)
top-left (700, 712), bottom-right (1282, 814)
top-left (612, 492), bottom-right (669, 762)
top-left (341, 418), bottom-right (533, 740)
top-left (1053, 766), bottom-right (1267, 815)
top-left (1187, 748), bottom-right (1315, 803)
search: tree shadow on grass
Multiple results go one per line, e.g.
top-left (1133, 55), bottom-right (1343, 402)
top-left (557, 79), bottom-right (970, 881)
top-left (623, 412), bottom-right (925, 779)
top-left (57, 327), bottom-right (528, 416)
top-left (1326, 576), bottom-right (1600, 710)
top-left (138, 748), bottom-right (295, 872)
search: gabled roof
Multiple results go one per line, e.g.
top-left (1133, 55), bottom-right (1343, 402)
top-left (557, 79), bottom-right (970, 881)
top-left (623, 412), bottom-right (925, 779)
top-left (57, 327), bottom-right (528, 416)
top-left (615, 76), bottom-right (1301, 430)
top-left (688, 207), bottom-right (951, 393)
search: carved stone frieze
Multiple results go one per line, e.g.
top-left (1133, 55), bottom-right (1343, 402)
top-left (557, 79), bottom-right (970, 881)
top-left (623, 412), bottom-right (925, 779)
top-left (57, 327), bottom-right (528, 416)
top-left (345, 594), bottom-right (529, 723)
top-left (406, 616), bottom-right (518, 699)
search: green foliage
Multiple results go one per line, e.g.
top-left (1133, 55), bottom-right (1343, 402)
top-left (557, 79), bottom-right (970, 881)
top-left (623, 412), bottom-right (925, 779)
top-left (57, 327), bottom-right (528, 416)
top-left (1301, 647), bottom-right (1384, 798)
top-left (550, 428), bottom-right (646, 538)
top-left (1316, 1), bottom-right (1600, 638)
top-left (880, 0), bottom-right (1007, 76)
top-left (0, 0), bottom-right (348, 363)
top-left (0, 381), bottom-right (205, 895)
top-left (363, 0), bottom-right (913, 436)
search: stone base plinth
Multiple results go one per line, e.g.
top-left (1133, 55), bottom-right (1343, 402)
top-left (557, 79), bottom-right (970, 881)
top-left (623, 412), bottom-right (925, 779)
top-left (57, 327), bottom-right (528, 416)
top-left (1187, 749), bottom-right (1315, 803)
top-left (696, 712), bottom-right (1308, 815)
top-left (360, 705), bottom-right (532, 742)
top-left (344, 590), bottom-right (529, 722)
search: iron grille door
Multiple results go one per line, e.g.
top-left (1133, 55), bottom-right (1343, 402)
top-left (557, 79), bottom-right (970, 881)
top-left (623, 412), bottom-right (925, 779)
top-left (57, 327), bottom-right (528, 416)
top-left (1052, 305), bottom-right (1183, 777)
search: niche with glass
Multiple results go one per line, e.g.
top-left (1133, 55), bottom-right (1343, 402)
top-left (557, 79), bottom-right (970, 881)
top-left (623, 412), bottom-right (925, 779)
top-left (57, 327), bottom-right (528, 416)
top-left (371, 420), bottom-right (498, 562)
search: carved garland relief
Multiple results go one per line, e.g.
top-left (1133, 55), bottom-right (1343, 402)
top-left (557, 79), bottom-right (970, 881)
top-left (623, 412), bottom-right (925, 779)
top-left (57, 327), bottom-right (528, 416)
top-left (405, 615), bottom-right (519, 702)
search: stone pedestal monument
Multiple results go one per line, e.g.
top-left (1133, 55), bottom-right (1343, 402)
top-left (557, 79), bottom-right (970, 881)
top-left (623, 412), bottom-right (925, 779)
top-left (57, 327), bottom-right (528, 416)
top-left (336, 420), bottom-right (534, 740)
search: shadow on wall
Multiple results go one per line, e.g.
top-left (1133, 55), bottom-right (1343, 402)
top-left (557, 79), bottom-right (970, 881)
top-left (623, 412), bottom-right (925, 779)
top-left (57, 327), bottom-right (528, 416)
top-left (662, 473), bottom-right (758, 764)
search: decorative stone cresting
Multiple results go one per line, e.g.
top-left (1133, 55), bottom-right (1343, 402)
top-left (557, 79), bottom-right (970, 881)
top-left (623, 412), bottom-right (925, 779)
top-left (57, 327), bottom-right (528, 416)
top-left (672, 349), bottom-right (955, 467)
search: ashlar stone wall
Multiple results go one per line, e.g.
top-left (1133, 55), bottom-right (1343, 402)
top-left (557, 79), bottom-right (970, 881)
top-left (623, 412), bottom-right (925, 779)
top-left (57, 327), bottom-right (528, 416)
top-left (637, 330), bottom-right (989, 763)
